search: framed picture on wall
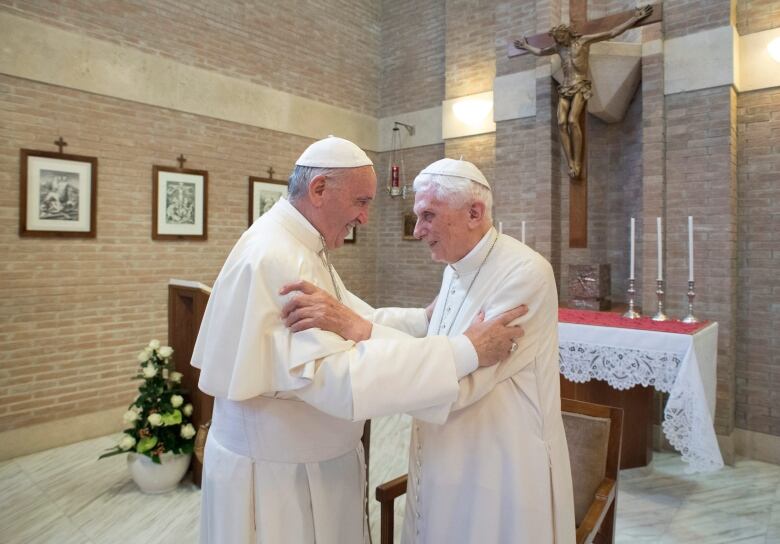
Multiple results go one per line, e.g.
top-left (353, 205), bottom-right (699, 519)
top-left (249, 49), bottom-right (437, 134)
top-left (249, 176), bottom-right (287, 227)
top-left (19, 149), bottom-right (98, 238)
top-left (403, 212), bottom-right (418, 241)
top-left (152, 165), bottom-right (208, 241)
top-left (344, 225), bottom-right (356, 244)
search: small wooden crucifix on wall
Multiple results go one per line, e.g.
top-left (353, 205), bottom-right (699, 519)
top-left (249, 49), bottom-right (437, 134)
top-left (508, 2), bottom-right (661, 248)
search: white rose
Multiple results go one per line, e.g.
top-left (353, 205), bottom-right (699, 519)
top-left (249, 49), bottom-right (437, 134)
top-left (149, 339), bottom-right (161, 350)
top-left (123, 410), bottom-right (139, 424)
top-left (182, 403), bottom-right (193, 417)
top-left (170, 371), bottom-right (183, 383)
top-left (180, 423), bottom-right (196, 440)
top-left (137, 350), bottom-right (150, 363)
top-left (147, 413), bottom-right (163, 427)
top-left (171, 395), bottom-right (184, 408)
top-left (141, 363), bottom-right (157, 379)
top-left (159, 346), bottom-right (173, 358)
top-left (130, 404), bottom-right (142, 413)
top-left (162, 368), bottom-right (169, 379)
top-left (118, 434), bottom-right (136, 451)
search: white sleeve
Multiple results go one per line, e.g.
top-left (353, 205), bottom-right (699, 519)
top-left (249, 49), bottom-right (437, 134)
top-left (295, 327), bottom-right (462, 424)
top-left (343, 288), bottom-right (430, 338)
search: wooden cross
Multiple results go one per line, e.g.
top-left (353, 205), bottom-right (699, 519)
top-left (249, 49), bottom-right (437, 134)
top-left (266, 166), bottom-right (275, 179)
top-left (54, 137), bottom-right (68, 154)
top-left (176, 154), bottom-right (186, 169)
top-left (508, 2), bottom-right (662, 248)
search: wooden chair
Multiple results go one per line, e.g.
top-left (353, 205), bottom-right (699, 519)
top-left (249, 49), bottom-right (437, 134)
top-left (374, 399), bottom-right (623, 544)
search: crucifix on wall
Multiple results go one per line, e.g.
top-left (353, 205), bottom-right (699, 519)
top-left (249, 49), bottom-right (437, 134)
top-left (508, 2), bottom-right (662, 248)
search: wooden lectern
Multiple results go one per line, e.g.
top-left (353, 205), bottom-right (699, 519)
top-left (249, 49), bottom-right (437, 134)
top-left (168, 279), bottom-right (213, 486)
top-left (167, 279), bottom-right (371, 488)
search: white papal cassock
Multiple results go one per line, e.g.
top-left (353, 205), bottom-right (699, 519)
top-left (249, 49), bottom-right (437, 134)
top-left (400, 228), bottom-right (576, 543)
top-left (191, 198), bottom-right (477, 544)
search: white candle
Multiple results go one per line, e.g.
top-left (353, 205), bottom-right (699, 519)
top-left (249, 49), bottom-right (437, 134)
top-left (656, 217), bottom-right (663, 281)
top-left (498, 221), bottom-right (503, 235)
top-left (688, 216), bottom-right (694, 282)
top-left (521, 221), bottom-right (526, 244)
top-left (629, 217), bottom-right (635, 280)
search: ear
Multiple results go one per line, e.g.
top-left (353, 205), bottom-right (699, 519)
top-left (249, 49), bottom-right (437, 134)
top-left (307, 175), bottom-right (328, 207)
top-left (468, 201), bottom-right (486, 226)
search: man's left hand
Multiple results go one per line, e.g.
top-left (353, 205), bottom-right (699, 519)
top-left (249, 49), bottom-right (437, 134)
top-left (279, 280), bottom-right (372, 342)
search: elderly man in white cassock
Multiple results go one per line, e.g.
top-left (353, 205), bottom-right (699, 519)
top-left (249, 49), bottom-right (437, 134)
top-left (283, 158), bottom-right (576, 543)
top-left (191, 137), bottom-right (526, 544)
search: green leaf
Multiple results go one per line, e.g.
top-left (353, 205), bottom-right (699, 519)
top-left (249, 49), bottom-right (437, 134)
top-left (136, 436), bottom-right (158, 453)
top-left (160, 410), bottom-right (182, 426)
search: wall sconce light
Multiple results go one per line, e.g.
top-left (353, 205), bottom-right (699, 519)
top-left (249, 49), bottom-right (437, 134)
top-left (442, 91), bottom-right (496, 139)
top-left (452, 98), bottom-right (493, 125)
top-left (768, 37), bottom-right (780, 63)
top-left (388, 121), bottom-right (415, 199)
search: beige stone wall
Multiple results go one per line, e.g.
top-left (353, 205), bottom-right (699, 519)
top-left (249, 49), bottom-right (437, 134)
top-left (0, 75), bottom-right (376, 433)
top-left (0, 0), bottom-right (381, 116)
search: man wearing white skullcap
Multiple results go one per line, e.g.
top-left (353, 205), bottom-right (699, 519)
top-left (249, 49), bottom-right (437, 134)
top-left (192, 138), bottom-right (526, 544)
top-left (283, 157), bottom-right (576, 543)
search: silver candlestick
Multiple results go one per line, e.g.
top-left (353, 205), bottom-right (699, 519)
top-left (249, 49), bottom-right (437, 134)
top-left (681, 280), bottom-right (699, 323)
top-left (623, 278), bottom-right (640, 319)
top-left (652, 279), bottom-right (669, 321)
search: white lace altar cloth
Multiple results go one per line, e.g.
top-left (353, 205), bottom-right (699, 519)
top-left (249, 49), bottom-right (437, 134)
top-left (558, 321), bottom-right (723, 473)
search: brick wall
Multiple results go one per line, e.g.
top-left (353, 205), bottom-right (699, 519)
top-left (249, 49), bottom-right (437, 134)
top-left (445, 0), bottom-right (498, 98)
top-left (379, 0), bottom-right (445, 117)
top-left (0, 75), bottom-right (376, 432)
top-left (0, 0), bottom-right (381, 116)
top-left (665, 86), bottom-right (738, 435)
top-left (737, 0), bottom-right (780, 34)
top-left (736, 88), bottom-right (780, 435)
top-left (373, 145), bottom-right (446, 308)
top-left (664, 0), bottom-right (733, 40)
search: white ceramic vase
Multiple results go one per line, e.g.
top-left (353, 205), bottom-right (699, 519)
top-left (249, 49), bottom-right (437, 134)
top-left (127, 452), bottom-right (191, 494)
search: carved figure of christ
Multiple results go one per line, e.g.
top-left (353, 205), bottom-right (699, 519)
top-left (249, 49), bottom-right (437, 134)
top-left (508, 2), bottom-right (661, 248)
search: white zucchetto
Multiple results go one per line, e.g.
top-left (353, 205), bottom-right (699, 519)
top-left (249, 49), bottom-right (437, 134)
top-left (295, 135), bottom-right (373, 168)
top-left (418, 158), bottom-right (491, 190)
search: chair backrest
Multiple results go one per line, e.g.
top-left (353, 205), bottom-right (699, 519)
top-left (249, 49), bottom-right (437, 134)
top-left (561, 399), bottom-right (623, 526)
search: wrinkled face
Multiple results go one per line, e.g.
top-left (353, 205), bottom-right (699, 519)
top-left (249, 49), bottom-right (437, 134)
top-left (413, 188), bottom-right (473, 264)
top-left (321, 166), bottom-right (376, 249)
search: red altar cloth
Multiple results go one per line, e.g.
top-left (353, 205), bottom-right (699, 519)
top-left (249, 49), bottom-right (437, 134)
top-left (558, 308), bottom-right (709, 335)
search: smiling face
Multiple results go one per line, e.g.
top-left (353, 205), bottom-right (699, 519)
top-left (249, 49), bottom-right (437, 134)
top-left (319, 166), bottom-right (376, 249)
top-left (413, 188), bottom-right (483, 264)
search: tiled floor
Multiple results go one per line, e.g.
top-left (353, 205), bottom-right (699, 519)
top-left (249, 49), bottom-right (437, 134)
top-left (1, 429), bottom-right (778, 544)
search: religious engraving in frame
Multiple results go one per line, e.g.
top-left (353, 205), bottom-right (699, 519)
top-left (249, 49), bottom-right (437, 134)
top-left (344, 225), bottom-right (356, 244)
top-left (19, 149), bottom-right (98, 238)
top-left (153, 165), bottom-right (208, 241)
top-left (249, 176), bottom-right (287, 227)
top-left (403, 212), bottom-right (418, 241)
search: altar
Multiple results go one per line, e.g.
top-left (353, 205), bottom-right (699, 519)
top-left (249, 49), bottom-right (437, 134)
top-left (557, 308), bottom-right (723, 474)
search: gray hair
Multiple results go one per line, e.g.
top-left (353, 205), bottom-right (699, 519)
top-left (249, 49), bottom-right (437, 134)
top-left (287, 165), bottom-right (340, 202)
top-left (413, 173), bottom-right (493, 222)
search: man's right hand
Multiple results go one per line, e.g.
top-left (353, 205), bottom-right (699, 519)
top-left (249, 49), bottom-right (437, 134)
top-left (464, 305), bottom-right (528, 367)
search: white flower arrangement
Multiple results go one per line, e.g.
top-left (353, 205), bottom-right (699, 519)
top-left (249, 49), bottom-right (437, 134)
top-left (100, 340), bottom-right (196, 464)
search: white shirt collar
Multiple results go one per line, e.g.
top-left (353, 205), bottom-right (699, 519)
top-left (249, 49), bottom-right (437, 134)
top-left (267, 198), bottom-right (325, 254)
top-left (450, 227), bottom-right (498, 276)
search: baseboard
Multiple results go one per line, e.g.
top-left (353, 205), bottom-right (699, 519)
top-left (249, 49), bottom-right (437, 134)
top-left (733, 428), bottom-right (780, 465)
top-left (0, 406), bottom-right (125, 461)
